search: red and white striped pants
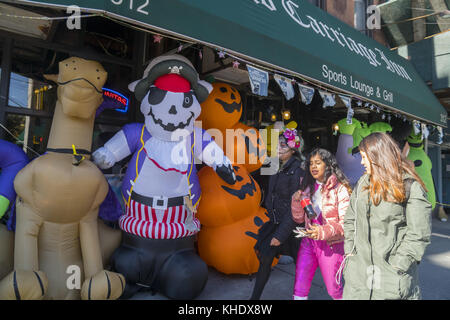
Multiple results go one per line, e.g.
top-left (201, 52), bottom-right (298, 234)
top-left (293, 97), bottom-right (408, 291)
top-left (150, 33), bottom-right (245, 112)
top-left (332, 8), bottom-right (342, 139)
top-left (119, 198), bottom-right (200, 239)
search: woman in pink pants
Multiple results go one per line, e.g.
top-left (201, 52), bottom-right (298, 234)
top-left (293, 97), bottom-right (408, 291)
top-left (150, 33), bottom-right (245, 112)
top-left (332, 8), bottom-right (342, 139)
top-left (291, 148), bottom-right (351, 300)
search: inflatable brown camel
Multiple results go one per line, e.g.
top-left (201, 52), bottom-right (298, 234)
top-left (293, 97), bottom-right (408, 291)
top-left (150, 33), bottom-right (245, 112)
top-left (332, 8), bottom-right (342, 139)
top-left (0, 57), bottom-right (124, 300)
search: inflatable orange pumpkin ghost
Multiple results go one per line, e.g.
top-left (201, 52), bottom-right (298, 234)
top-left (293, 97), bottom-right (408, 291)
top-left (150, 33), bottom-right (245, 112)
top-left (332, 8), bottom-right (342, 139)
top-left (197, 82), bottom-right (274, 274)
top-left (197, 164), bottom-right (261, 227)
top-left (226, 122), bottom-right (266, 173)
top-left (197, 82), bottom-right (242, 132)
top-left (197, 207), bottom-right (277, 275)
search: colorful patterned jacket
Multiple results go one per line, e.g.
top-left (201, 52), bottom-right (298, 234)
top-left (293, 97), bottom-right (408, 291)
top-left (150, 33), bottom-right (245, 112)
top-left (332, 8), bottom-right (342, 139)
top-left (291, 174), bottom-right (350, 245)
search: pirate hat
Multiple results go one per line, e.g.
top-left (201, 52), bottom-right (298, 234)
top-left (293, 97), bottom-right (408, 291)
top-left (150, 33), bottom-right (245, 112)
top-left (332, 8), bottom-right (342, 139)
top-left (128, 54), bottom-right (212, 103)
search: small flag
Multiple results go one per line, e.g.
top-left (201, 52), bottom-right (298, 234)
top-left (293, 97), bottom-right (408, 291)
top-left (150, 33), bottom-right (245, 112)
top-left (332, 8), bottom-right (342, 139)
top-left (421, 123), bottom-right (429, 139)
top-left (298, 83), bottom-right (315, 105)
top-left (247, 65), bottom-right (269, 97)
top-left (274, 74), bottom-right (295, 100)
top-left (437, 126), bottom-right (443, 145)
top-left (318, 90), bottom-right (336, 108)
top-left (338, 95), bottom-right (352, 109)
top-left (413, 121), bottom-right (421, 135)
top-left (346, 107), bottom-right (354, 125)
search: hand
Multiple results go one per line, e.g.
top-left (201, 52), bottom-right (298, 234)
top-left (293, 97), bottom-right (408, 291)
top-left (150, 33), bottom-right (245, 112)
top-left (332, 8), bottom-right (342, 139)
top-left (305, 225), bottom-right (320, 240)
top-left (215, 162), bottom-right (236, 185)
top-left (270, 237), bottom-right (281, 246)
top-left (92, 147), bottom-right (116, 169)
top-left (293, 226), bottom-right (308, 238)
top-left (292, 190), bottom-right (302, 201)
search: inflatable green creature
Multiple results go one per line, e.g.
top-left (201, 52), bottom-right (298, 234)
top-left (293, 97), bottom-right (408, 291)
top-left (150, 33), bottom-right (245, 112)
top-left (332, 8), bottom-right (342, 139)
top-left (369, 122), bottom-right (392, 134)
top-left (407, 130), bottom-right (436, 209)
top-left (336, 118), bottom-right (365, 186)
top-left (352, 121), bottom-right (372, 152)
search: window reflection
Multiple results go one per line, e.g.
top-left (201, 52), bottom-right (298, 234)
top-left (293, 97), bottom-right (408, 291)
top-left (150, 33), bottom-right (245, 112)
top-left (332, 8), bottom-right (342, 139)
top-left (2, 68), bottom-right (57, 112)
top-left (4, 114), bottom-right (51, 159)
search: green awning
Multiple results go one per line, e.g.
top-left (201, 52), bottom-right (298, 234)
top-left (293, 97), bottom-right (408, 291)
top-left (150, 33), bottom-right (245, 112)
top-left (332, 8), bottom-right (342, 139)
top-left (15, 0), bottom-right (448, 127)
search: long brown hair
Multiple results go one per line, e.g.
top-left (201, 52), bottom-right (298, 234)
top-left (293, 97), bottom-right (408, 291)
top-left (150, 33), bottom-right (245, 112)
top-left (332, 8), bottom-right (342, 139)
top-left (358, 132), bottom-right (427, 205)
top-left (300, 148), bottom-right (352, 196)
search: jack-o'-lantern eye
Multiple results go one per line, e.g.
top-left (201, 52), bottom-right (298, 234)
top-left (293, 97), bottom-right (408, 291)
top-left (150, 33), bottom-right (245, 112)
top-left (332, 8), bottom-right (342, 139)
top-left (183, 92), bottom-right (193, 108)
top-left (220, 87), bottom-right (227, 93)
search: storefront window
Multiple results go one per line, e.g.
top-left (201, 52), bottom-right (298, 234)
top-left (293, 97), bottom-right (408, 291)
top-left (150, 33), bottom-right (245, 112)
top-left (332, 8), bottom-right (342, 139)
top-left (4, 113), bottom-right (51, 159)
top-left (1, 66), bottom-right (57, 113)
top-left (8, 72), bottom-right (31, 108)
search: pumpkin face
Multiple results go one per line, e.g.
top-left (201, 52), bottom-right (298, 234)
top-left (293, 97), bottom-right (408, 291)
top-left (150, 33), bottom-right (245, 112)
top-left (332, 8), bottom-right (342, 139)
top-left (197, 82), bottom-right (242, 132)
top-left (197, 164), bottom-right (261, 228)
top-left (197, 207), bottom-right (277, 275)
top-left (224, 122), bottom-right (267, 173)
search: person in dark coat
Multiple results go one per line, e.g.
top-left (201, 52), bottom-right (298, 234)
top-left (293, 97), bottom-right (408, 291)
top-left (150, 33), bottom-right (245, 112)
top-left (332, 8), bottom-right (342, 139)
top-left (250, 130), bottom-right (305, 300)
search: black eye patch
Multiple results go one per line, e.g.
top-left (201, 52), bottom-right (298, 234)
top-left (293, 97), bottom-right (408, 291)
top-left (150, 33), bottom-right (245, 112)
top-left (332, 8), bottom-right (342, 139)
top-left (147, 86), bottom-right (168, 105)
top-left (183, 92), bottom-right (194, 108)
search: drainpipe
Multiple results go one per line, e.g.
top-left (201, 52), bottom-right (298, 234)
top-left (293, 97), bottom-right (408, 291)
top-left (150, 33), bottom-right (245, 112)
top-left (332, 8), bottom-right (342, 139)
top-left (354, 0), bottom-right (366, 33)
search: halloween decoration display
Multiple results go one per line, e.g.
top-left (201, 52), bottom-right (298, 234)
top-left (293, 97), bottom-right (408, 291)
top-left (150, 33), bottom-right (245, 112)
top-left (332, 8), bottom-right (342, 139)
top-left (0, 57), bottom-right (125, 300)
top-left (337, 119), bottom-right (395, 188)
top-left (351, 121), bottom-right (372, 151)
top-left (0, 224), bottom-right (13, 280)
top-left (197, 82), bottom-right (242, 133)
top-left (198, 206), bottom-right (276, 275)
top-left (196, 81), bottom-right (275, 274)
top-left (335, 118), bottom-right (365, 187)
top-left (369, 122), bottom-right (392, 134)
top-left (0, 140), bottom-right (28, 280)
top-left (227, 122), bottom-right (266, 173)
top-left (92, 54), bottom-right (236, 299)
top-left (0, 140), bottom-right (29, 220)
top-left (406, 130), bottom-right (436, 209)
top-left (197, 164), bottom-right (261, 227)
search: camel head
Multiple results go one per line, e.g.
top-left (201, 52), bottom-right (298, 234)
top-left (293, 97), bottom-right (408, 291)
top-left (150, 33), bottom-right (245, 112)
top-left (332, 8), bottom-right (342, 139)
top-left (44, 57), bottom-right (107, 119)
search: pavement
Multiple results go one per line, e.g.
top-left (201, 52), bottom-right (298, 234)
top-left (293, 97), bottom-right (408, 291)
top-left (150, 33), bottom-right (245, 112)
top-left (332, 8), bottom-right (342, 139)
top-left (131, 217), bottom-right (450, 300)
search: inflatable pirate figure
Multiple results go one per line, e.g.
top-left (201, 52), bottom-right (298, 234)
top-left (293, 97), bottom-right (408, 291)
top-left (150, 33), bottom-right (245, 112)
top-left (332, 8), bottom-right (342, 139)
top-left (93, 55), bottom-right (236, 299)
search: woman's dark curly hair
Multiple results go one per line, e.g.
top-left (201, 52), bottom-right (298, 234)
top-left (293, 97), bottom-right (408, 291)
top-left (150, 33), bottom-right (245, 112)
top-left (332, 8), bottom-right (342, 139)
top-left (299, 148), bottom-right (352, 196)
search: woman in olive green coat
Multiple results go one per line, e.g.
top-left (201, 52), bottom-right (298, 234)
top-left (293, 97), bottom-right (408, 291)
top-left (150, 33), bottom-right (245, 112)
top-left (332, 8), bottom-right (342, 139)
top-left (341, 132), bottom-right (431, 300)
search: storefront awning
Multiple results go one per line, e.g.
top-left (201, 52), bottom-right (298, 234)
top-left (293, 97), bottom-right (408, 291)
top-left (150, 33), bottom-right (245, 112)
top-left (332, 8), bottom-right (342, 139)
top-left (14, 0), bottom-right (448, 127)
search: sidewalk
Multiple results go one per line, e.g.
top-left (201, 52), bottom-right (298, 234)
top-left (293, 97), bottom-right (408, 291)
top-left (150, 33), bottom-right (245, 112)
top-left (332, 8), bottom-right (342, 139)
top-left (131, 218), bottom-right (450, 300)
top-left (131, 261), bottom-right (330, 300)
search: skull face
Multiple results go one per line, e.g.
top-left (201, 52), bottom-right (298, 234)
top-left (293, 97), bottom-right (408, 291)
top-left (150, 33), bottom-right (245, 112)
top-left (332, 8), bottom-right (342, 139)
top-left (141, 86), bottom-right (201, 141)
